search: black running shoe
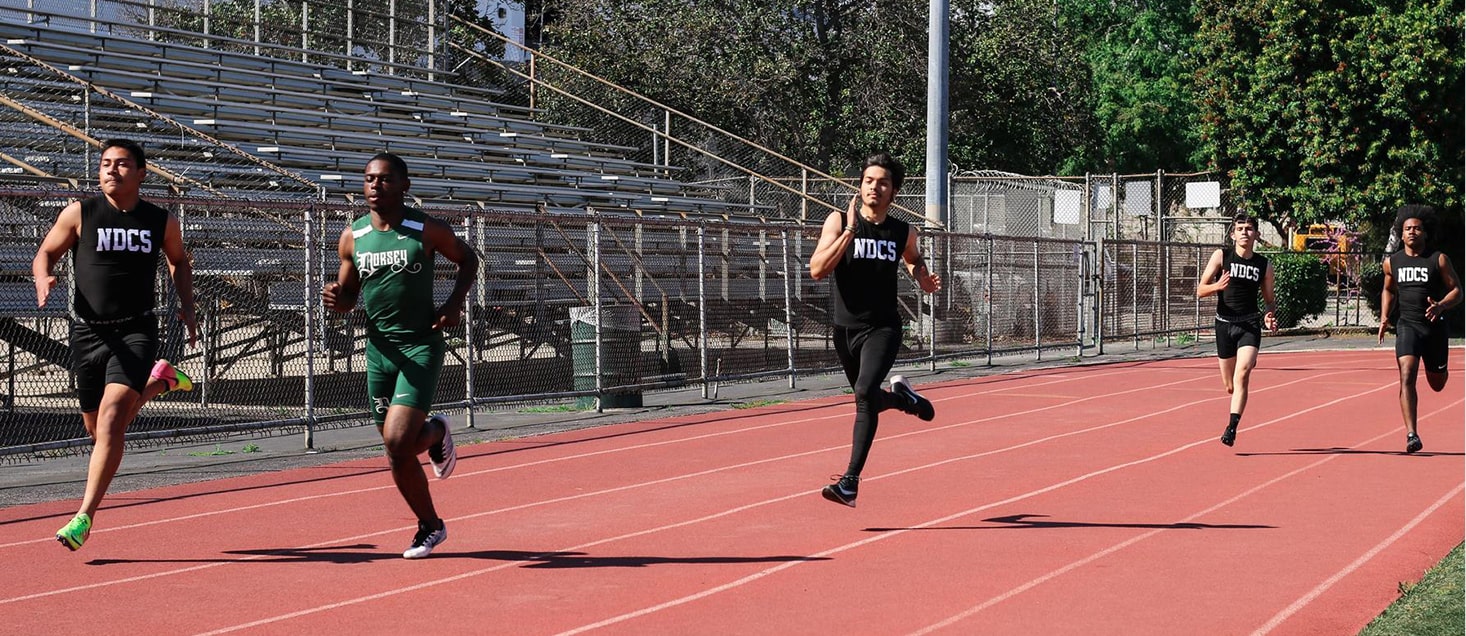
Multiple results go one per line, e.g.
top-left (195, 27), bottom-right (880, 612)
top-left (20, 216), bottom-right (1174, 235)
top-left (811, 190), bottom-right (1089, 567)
top-left (889, 375), bottom-right (935, 421)
top-left (1406, 433), bottom-right (1423, 454)
top-left (402, 519), bottom-right (447, 559)
top-left (821, 474), bottom-right (859, 508)
top-left (1220, 424), bottom-right (1237, 447)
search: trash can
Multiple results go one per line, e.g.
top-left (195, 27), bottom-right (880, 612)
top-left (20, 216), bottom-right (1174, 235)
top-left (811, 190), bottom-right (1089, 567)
top-left (571, 305), bottom-right (642, 408)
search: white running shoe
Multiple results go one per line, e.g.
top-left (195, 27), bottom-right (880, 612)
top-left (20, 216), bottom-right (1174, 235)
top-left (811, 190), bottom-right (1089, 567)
top-left (403, 520), bottom-right (447, 559)
top-left (427, 414), bottom-right (456, 479)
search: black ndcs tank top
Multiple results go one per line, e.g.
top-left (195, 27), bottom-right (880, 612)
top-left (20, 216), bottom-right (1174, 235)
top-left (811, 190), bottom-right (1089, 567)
top-left (833, 214), bottom-right (910, 328)
top-left (1216, 250), bottom-right (1268, 320)
top-left (73, 195), bottom-right (168, 321)
top-left (1388, 250), bottom-right (1446, 326)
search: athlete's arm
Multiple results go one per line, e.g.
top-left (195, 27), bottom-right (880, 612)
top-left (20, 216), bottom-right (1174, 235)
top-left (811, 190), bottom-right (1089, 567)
top-left (160, 213), bottom-right (198, 346)
top-left (323, 226), bottom-right (359, 313)
top-left (1378, 259), bottom-right (1395, 344)
top-left (32, 199), bottom-right (81, 307)
top-left (902, 225), bottom-right (941, 294)
top-left (1424, 253), bottom-right (1462, 322)
top-left (808, 197), bottom-right (859, 280)
top-left (1260, 261), bottom-right (1278, 331)
top-left (1196, 249), bottom-right (1228, 298)
top-left (424, 217), bottom-right (479, 330)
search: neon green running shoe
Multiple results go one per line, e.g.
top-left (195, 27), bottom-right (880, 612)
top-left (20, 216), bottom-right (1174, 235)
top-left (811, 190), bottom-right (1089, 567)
top-left (56, 513), bottom-right (91, 551)
top-left (150, 359), bottom-right (193, 393)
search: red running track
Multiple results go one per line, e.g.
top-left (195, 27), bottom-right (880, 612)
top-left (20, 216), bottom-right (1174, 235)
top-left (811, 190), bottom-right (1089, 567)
top-left (0, 349), bottom-right (1461, 635)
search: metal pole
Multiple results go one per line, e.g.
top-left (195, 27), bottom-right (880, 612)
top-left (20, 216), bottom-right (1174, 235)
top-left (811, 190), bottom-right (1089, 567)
top-left (985, 236), bottom-right (993, 366)
top-left (253, 0), bottom-right (261, 56)
top-left (301, 2), bottom-right (309, 61)
top-left (463, 215), bottom-right (477, 429)
top-left (1033, 239), bottom-right (1040, 361)
top-left (924, 0), bottom-right (950, 228)
top-left (346, 0), bottom-right (354, 65)
top-left (698, 224), bottom-right (708, 399)
top-left (1132, 242), bottom-right (1139, 350)
top-left (389, 0), bottom-right (398, 69)
top-left (590, 218), bottom-right (602, 412)
top-left (782, 228), bottom-right (795, 389)
top-left (303, 203), bottom-right (316, 450)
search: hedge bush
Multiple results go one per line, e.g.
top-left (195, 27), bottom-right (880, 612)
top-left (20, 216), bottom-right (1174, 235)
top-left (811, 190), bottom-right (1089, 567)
top-left (1268, 252), bottom-right (1329, 328)
top-left (1358, 260), bottom-right (1386, 318)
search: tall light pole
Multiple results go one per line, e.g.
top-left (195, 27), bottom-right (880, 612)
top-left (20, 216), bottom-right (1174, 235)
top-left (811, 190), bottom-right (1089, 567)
top-left (925, 0), bottom-right (949, 228)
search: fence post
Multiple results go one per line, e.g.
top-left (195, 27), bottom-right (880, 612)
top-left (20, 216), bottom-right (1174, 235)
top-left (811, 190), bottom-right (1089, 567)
top-left (589, 216), bottom-right (603, 412)
top-left (697, 223), bottom-right (708, 399)
top-left (782, 227), bottom-right (795, 389)
top-left (1032, 239), bottom-right (1041, 361)
top-left (985, 236), bottom-right (993, 366)
top-left (303, 202), bottom-right (316, 450)
top-left (462, 215), bottom-right (476, 430)
top-left (1132, 242), bottom-right (1139, 350)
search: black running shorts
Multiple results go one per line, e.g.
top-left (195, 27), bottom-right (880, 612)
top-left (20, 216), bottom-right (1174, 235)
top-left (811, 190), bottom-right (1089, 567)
top-left (1214, 318), bottom-right (1261, 360)
top-left (70, 316), bottom-right (158, 412)
top-left (1395, 321), bottom-right (1450, 374)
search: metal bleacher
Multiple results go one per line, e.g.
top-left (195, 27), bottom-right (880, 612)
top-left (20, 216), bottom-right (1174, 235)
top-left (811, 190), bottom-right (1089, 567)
top-left (0, 14), bottom-right (764, 218)
top-left (0, 9), bottom-right (812, 400)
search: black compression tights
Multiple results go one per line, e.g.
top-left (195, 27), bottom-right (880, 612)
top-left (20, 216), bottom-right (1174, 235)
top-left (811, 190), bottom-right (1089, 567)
top-left (833, 325), bottom-right (902, 477)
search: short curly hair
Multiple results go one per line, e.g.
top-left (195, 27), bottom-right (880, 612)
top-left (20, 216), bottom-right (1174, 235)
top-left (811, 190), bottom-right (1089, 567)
top-left (1393, 204), bottom-right (1440, 250)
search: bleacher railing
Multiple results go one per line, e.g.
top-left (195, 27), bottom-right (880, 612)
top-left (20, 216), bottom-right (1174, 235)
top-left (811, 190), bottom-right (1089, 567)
top-left (444, 16), bottom-right (931, 228)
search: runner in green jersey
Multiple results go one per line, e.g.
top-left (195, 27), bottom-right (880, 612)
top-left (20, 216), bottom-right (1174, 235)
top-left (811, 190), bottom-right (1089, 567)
top-left (323, 153), bottom-right (479, 559)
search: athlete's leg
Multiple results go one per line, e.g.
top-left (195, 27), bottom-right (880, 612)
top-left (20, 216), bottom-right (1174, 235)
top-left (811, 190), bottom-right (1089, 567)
top-left (1214, 320), bottom-right (1237, 393)
top-left (1230, 345), bottom-right (1260, 416)
top-left (1425, 369), bottom-right (1448, 393)
top-left (1217, 356), bottom-right (1237, 394)
top-left (844, 326), bottom-right (901, 477)
top-left (1423, 328), bottom-right (1449, 393)
top-left (77, 383), bottom-right (141, 520)
top-left (380, 404), bottom-right (442, 525)
top-left (76, 322), bottom-right (156, 521)
top-left (1396, 355), bottom-right (1421, 436)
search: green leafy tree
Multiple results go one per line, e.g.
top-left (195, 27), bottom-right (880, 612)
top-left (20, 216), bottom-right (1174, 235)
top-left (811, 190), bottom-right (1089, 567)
top-left (1194, 0), bottom-right (1463, 240)
top-left (1059, 0), bottom-right (1202, 173)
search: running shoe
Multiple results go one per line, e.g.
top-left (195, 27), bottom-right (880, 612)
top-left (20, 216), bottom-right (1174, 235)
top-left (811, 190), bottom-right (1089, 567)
top-left (889, 375), bottom-right (935, 421)
top-left (821, 474), bottom-right (860, 508)
top-left (1220, 423), bottom-right (1238, 447)
top-left (1406, 433), bottom-right (1423, 454)
top-left (403, 519), bottom-right (447, 559)
top-left (55, 512), bottom-right (92, 551)
top-left (427, 414), bottom-right (457, 480)
top-left (150, 359), bottom-right (193, 393)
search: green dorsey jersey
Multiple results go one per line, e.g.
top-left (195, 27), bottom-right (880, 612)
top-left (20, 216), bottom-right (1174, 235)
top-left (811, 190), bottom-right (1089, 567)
top-left (351, 207), bottom-right (439, 343)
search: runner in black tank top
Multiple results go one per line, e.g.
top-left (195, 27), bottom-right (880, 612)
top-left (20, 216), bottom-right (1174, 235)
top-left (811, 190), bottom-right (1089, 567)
top-left (808, 153), bottom-right (942, 508)
top-left (1378, 205), bottom-right (1461, 453)
top-left (1197, 215), bottom-right (1277, 448)
top-left (33, 140), bottom-right (197, 550)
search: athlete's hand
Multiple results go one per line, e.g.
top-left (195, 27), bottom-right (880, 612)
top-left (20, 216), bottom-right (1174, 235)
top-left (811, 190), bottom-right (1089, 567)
top-left (845, 195), bottom-right (859, 233)
top-left (34, 274), bottom-right (56, 307)
top-left (432, 300), bottom-right (464, 330)
top-left (1424, 297), bottom-right (1445, 322)
top-left (1377, 320), bottom-right (1388, 344)
top-left (920, 272), bottom-right (942, 294)
top-left (1213, 271), bottom-right (1231, 291)
top-left (322, 282), bottom-right (351, 313)
top-left (179, 307), bottom-right (198, 348)
top-left (1263, 310), bottom-right (1277, 331)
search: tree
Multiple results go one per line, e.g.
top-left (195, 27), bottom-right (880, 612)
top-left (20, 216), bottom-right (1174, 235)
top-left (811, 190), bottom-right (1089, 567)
top-left (1059, 0), bottom-right (1203, 174)
top-left (1193, 0), bottom-right (1463, 244)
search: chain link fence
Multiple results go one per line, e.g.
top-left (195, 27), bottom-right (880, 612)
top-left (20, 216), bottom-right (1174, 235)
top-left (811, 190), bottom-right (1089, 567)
top-left (8, 185), bottom-right (1270, 458)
